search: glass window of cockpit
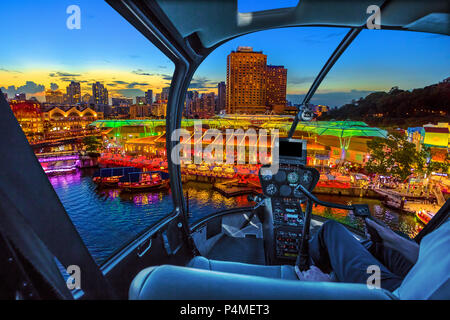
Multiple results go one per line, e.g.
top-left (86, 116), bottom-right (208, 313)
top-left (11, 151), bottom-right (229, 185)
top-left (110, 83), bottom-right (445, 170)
top-left (312, 29), bottom-right (450, 238)
top-left (0, 0), bottom-right (175, 265)
top-left (181, 27), bottom-right (351, 225)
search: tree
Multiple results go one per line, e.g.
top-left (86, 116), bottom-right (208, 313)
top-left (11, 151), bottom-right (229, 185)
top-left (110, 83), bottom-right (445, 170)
top-left (366, 132), bottom-right (424, 181)
top-left (82, 136), bottom-right (102, 153)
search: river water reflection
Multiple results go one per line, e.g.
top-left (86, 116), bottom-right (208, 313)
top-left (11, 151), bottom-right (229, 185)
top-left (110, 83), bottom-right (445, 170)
top-left (48, 169), bottom-right (423, 265)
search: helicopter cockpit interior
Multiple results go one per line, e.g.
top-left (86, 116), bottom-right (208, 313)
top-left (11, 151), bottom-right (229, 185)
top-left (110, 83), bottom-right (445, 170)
top-left (0, 0), bottom-right (449, 302)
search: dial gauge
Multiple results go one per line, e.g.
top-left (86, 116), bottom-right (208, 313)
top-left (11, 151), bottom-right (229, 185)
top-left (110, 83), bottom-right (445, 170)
top-left (280, 185), bottom-right (292, 197)
top-left (302, 171), bottom-right (312, 184)
top-left (294, 188), bottom-right (303, 198)
top-left (265, 184), bottom-right (277, 196)
top-left (260, 168), bottom-right (273, 181)
top-left (287, 171), bottom-right (299, 184)
top-left (275, 170), bottom-right (287, 183)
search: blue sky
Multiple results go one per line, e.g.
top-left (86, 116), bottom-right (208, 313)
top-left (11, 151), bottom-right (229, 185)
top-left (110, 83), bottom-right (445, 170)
top-left (1, 0), bottom-right (449, 106)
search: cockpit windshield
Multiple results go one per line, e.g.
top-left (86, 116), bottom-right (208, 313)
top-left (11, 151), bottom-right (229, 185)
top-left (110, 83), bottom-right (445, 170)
top-left (181, 26), bottom-right (449, 238)
top-left (0, 0), bottom-right (449, 302)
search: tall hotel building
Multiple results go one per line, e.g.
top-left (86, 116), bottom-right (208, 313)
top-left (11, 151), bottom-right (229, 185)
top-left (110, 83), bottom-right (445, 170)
top-left (226, 46), bottom-right (267, 114)
top-left (266, 65), bottom-right (287, 111)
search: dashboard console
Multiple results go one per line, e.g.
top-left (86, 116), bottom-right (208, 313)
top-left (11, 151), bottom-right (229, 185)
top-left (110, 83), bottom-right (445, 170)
top-left (259, 139), bottom-right (320, 261)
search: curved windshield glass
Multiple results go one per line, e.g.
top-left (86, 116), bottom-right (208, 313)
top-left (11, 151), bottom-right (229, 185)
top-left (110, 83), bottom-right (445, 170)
top-left (0, 0), bottom-right (175, 265)
top-left (312, 29), bottom-right (450, 237)
top-left (182, 27), bottom-right (350, 225)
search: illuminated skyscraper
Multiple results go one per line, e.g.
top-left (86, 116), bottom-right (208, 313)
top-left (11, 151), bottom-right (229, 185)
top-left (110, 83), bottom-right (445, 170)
top-left (92, 82), bottom-right (108, 105)
top-left (161, 87), bottom-right (170, 101)
top-left (82, 93), bottom-right (92, 104)
top-left (226, 46), bottom-right (267, 114)
top-left (217, 82), bottom-right (226, 113)
top-left (145, 90), bottom-right (153, 105)
top-left (66, 81), bottom-right (81, 105)
top-left (136, 96), bottom-right (146, 105)
top-left (200, 92), bottom-right (215, 117)
top-left (266, 65), bottom-right (287, 110)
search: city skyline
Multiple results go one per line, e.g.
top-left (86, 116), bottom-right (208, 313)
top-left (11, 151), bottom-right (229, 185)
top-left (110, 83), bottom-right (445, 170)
top-left (0, 0), bottom-right (449, 107)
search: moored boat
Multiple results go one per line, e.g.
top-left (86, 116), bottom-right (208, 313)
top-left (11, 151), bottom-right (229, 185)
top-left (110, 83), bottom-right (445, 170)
top-left (92, 176), bottom-right (120, 187)
top-left (93, 167), bottom-right (142, 187)
top-left (118, 171), bottom-right (170, 193)
top-left (416, 209), bottom-right (434, 225)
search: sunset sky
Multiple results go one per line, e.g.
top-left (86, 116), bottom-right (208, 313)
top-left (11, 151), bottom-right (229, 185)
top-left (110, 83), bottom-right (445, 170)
top-left (1, 0), bottom-right (449, 107)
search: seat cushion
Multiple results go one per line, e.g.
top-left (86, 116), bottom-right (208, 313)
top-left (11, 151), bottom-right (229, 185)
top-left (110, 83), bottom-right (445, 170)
top-left (129, 264), bottom-right (396, 300)
top-left (187, 256), bottom-right (298, 280)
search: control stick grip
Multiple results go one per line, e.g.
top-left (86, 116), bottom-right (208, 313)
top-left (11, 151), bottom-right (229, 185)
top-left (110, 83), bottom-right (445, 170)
top-left (247, 194), bottom-right (263, 203)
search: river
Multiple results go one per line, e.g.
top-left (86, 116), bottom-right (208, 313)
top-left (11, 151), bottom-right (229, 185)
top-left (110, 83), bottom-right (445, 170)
top-left (48, 168), bottom-right (423, 265)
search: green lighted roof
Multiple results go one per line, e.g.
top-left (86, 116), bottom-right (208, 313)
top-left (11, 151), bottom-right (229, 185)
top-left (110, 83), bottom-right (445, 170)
top-left (90, 119), bottom-right (387, 138)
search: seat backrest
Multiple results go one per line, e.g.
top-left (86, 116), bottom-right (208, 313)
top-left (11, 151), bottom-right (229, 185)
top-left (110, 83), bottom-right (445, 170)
top-left (394, 218), bottom-right (450, 300)
top-left (129, 265), bottom-right (396, 300)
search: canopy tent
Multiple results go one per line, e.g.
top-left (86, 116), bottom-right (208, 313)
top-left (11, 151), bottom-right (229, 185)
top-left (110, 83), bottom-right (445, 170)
top-left (293, 121), bottom-right (387, 160)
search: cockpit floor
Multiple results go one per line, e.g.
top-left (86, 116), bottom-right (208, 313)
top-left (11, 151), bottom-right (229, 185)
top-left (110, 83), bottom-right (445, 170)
top-left (206, 235), bottom-right (265, 265)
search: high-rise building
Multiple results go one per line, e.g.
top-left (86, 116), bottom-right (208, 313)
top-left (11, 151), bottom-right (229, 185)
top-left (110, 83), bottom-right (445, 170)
top-left (136, 96), bottom-right (146, 105)
top-left (145, 90), bottom-right (153, 105)
top-left (266, 65), bottom-right (287, 111)
top-left (185, 91), bottom-right (200, 117)
top-left (2, 92), bottom-right (8, 101)
top-left (200, 92), bottom-right (215, 117)
top-left (92, 82), bottom-right (108, 105)
top-left (155, 93), bottom-right (161, 102)
top-left (66, 81), bottom-right (81, 105)
top-left (161, 87), bottom-right (170, 101)
top-left (45, 90), bottom-right (64, 104)
top-left (217, 82), bottom-right (226, 113)
top-left (226, 46), bottom-right (267, 114)
top-left (82, 93), bottom-right (92, 104)
top-left (184, 91), bottom-right (194, 117)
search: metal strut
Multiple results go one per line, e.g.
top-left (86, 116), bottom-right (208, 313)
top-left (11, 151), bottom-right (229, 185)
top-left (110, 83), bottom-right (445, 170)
top-left (288, 28), bottom-right (362, 138)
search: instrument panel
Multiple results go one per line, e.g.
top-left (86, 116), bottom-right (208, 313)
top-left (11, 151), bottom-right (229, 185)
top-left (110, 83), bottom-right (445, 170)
top-left (259, 164), bottom-right (320, 200)
top-left (259, 163), bottom-right (319, 261)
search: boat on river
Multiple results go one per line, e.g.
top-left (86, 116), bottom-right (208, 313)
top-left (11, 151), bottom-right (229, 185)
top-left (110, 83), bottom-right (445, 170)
top-left (118, 171), bottom-right (170, 193)
top-left (416, 209), bottom-right (435, 225)
top-left (93, 167), bottom-right (142, 187)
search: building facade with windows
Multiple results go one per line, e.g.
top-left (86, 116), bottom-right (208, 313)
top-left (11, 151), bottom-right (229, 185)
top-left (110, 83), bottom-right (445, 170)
top-left (217, 81), bottom-right (226, 113)
top-left (226, 46), bottom-right (267, 114)
top-left (66, 81), bottom-right (81, 105)
top-left (145, 90), bottom-right (153, 105)
top-left (266, 65), bottom-right (287, 112)
top-left (92, 82), bottom-right (109, 106)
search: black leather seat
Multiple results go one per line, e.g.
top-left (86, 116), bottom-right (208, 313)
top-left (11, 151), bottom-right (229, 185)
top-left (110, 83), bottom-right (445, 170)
top-left (129, 256), bottom-right (396, 300)
top-left (187, 256), bottom-right (298, 280)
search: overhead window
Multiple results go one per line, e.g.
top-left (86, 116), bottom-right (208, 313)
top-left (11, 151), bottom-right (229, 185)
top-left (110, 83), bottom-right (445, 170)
top-left (238, 0), bottom-right (299, 13)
